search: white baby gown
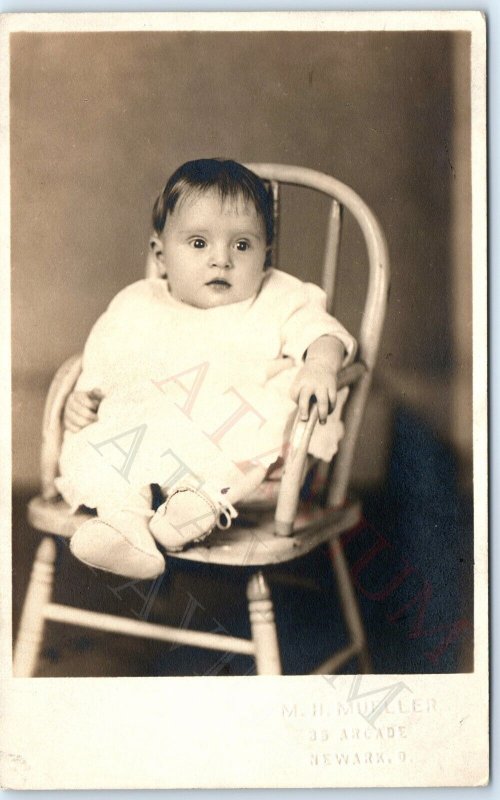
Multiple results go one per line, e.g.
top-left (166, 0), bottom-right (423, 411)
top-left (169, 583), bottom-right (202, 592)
top-left (56, 269), bottom-right (357, 513)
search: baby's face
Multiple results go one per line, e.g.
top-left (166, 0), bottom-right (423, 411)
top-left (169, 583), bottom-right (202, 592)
top-left (152, 190), bottom-right (268, 309)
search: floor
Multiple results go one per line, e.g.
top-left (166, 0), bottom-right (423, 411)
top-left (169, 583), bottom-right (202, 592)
top-left (12, 406), bottom-right (474, 677)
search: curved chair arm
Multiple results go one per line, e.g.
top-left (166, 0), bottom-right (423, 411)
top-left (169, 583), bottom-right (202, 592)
top-left (40, 354), bottom-right (83, 500)
top-left (274, 362), bottom-right (366, 536)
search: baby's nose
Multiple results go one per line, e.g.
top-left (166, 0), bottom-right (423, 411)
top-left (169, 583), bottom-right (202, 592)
top-left (210, 244), bottom-right (232, 268)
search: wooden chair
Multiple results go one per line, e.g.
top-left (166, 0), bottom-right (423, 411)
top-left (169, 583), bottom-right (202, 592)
top-left (14, 164), bottom-right (390, 677)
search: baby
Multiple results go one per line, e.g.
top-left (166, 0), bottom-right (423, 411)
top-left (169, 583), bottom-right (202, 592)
top-left (57, 159), bottom-right (356, 580)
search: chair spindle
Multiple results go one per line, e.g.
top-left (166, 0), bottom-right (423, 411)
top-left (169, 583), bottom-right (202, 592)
top-left (322, 199), bottom-right (343, 315)
top-left (269, 180), bottom-right (280, 268)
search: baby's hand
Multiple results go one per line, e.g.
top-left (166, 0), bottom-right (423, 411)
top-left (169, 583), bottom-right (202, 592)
top-left (289, 362), bottom-right (338, 425)
top-left (63, 389), bottom-right (104, 432)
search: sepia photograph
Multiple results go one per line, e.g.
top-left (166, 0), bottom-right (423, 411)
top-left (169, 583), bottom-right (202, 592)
top-left (1, 10), bottom-right (488, 789)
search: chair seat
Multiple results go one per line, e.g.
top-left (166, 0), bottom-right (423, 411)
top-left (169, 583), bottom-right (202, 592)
top-left (27, 495), bottom-right (361, 567)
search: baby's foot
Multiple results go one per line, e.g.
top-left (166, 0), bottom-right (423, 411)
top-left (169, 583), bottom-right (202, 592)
top-left (70, 495), bottom-right (165, 579)
top-left (149, 485), bottom-right (238, 552)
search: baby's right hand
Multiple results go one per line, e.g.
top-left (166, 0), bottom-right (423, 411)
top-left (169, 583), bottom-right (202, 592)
top-left (63, 389), bottom-right (104, 432)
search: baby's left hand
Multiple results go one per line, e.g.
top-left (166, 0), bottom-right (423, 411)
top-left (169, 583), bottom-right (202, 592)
top-left (289, 361), bottom-right (338, 425)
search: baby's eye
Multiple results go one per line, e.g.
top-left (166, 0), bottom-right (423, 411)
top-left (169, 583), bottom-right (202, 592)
top-left (191, 238), bottom-right (206, 249)
top-left (235, 240), bottom-right (250, 252)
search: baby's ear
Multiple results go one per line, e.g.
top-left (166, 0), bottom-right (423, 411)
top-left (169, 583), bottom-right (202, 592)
top-left (149, 235), bottom-right (163, 258)
top-left (147, 235), bottom-right (166, 278)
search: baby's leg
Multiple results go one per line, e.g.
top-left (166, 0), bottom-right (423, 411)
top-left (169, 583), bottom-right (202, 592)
top-left (69, 484), bottom-right (166, 579)
top-left (149, 462), bottom-right (268, 552)
top-left (60, 379), bottom-right (280, 556)
top-left (56, 422), bottom-right (144, 514)
top-left (223, 463), bottom-right (269, 505)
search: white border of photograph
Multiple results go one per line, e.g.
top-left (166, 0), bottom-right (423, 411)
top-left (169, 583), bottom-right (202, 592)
top-left (0, 9), bottom-right (488, 790)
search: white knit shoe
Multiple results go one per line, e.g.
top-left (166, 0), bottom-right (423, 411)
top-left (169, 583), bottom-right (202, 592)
top-left (149, 485), bottom-right (238, 552)
top-left (70, 494), bottom-right (165, 579)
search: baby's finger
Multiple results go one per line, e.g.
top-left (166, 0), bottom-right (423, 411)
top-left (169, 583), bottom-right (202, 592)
top-left (84, 392), bottom-right (102, 411)
top-left (64, 417), bottom-right (80, 433)
top-left (89, 388), bottom-right (104, 404)
top-left (64, 412), bottom-right (85, 431)
top-left (73, 393), bottom-right (98, 412)
top-left (327, 385), bottom-right (337, 413)
top-left (316, 389), bottom-right (330, 424)
top-left (71, 404), bottom-right (97, 423)
top-left (298, 386), bottom-right (313, 421)
top-left (65, 407), bottom-right (95, 430)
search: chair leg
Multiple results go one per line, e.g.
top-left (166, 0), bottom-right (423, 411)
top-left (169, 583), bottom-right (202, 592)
top-left (246, 571), bottom-right (282, 675)
top-left (329, 537), bottom-right (372, 674)
top-left (13, 536), bottom-right (58, 677)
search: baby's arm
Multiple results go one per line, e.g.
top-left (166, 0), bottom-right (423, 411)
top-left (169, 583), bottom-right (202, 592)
top-left (64, 388), bottom-right (104, 432)
top-left (62, 288), bottom-right (126, 433)
top-left (289, 335), bottom-right (345, 425)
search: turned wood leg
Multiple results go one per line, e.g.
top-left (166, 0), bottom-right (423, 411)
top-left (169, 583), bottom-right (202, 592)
top-left (246, 571), bottom-right (282, 675)
top-left (13, 537), bottom-right (58, 677)
top-left (329, 537), bottom-right (372, 674)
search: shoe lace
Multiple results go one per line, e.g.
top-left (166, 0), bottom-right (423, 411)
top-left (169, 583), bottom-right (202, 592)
top-left (216, 499), bottom-right (238, 531)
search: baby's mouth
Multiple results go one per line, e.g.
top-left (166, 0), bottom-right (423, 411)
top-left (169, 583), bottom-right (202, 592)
top-left (206, 279), bottom-right (231, 289)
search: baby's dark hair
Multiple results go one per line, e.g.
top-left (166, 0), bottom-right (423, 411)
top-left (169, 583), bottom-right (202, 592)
top-left (152, 159), bottom-right (274, 262)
